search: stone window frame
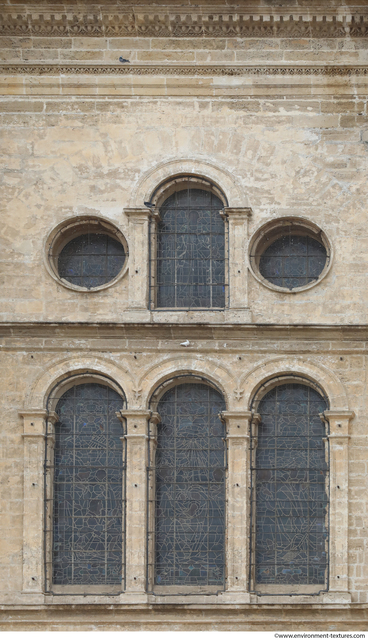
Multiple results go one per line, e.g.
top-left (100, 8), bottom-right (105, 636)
top-left (20, 372), bottom-right (128, 602)
top-left (123, 169), bottom-right (252, 324)
top-left (146, 374), bottom-right (227, 596)
top-left (148, 176), bottom-right (230, 312)
top-left (245, 374), bottom-right (354, 605)
top-left (248, 217), bottom-right (333, 295)
top-left (130, 374), bottom-right (252, 604)
top-left (44, 215), bottom-right (129, 294)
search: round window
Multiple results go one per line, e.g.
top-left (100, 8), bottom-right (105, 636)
top-left (58, 233), bottom-right (125, 289)
top-left (249, 219), bottom-right (331, 292)
top-left (45, 217), bottom-right (128, 292)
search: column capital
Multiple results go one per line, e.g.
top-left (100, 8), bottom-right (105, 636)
top-left (19, 409), bottom-right (48, 420)
top-left (322, 410), bottom-right (355, 438)
top-left (149, 412), bottom-right (161, 424)
top-left (221, 411), bottom-right (260, 423)
top-left (118, 409), bottom-right (153, 420)
top-left (221, 411), bottom-right (260, 438)
top-left (224, 207), bottom-right (252, 220)
top-left (323, 410), bottom-right (355, 421)
top-left (19, 409), bottom-right (59, 437)
top-left (124, 207), bottom-right (153, 220)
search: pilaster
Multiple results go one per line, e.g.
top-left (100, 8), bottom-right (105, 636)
top-left (224, 207), bottom-right (252, 315)
top-left (118, 409), bottom-right (152, 597)
top-left (124, 208), bottom-right (151, 313)
top-left (322, 410), bottom-right (355, 603)
top-left (19, 409), bottom-right (58, 598)
top-left (220, 410), bottom-right (257, 600)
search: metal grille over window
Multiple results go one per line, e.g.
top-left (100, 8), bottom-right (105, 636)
top-left (259, 235), bottom-right (327, 290)
top-left (154, 188), bottom-right (226, 308)
top-left (48, 383), bottom-right (125, 588)
top-left (151, 383), bottom-right (226, 588)
top-left (58, 233), bottom-right (125, 289)
top-left (250, 383), bottom-right (328, 590)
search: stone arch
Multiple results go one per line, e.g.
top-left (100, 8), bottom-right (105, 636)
top-left (238, 356), bottom-right (349, 411)
top-left (24, 355), bottom-right (135, 410)
top-left (128, 157), bottom-right (248, 208)
top-left (137, 356), bottom-right (234, 410)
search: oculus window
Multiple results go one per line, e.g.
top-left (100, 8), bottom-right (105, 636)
top-left (149, 382), bottom-right (226, 590)
top-left (58, 233), bottom-right (125, 289)
top-left (46, 382), bottom-right (126, 592)
top-left (249, 219), bottom-right (331, 293)
top-left (250, 381), bottom-right (329, 593)
top-left (46, 217), bottom-right (128, 292)
top-left (153, 186), bottom-right (226, 308)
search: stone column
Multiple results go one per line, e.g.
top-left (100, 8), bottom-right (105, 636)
top-left (124, 208), bottom-right (152, 317)
top-left (224, 207), bottom-right (252, 321)
top-left (19, 409), bottom-right (58, 598)
top-left (322, 410), bottom-right (355, 603)
top-left (220, 410), bottom-right (259, 599)
top-left (118, 409), bottom-right (152, 597)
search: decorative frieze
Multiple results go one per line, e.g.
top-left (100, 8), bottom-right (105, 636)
top-left (1, 64), bottom-right (368, 76)
top-left (1, 11), bottom-right (368, 39)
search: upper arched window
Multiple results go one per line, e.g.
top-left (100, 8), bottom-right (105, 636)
top-left (153, 184), bottom-right (226, 308)
top-left (250, 380), bottom-right (329, 593)
top-left (48, 381), bottom-right (125, 591)
top-left (150, 381), bottom-right (226, 590)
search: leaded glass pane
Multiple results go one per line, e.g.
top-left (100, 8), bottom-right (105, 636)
top-left (259, 235), bottom-right (327, 290)
top-left (53, 383), bottom-right (125, 586)
top-left (155, 383), bottom-right (226, 586)
top-left (156, 189), bottom-right (226, 308)
top-left (58, 233), bottom-right (125, 289)
top-left (251, 383), bottom-right (328, 587)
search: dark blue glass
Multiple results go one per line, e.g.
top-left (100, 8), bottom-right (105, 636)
top-left (155, 383), bottom-right (226, 586)
top-left (58, 233), bottom-right (125, 289)
top-left (156, 189), bottom-right (225, 308)
top-left (53, 383), bottom-right (125, 585)
top-left (259, 235), bottom-right (327, 290)
top-left (252, 383), bottom-right (328, 587)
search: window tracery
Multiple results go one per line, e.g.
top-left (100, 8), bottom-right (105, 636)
top-left (250, 382), bottom-right (329, 592)
top-left (46, 382), bottom-right (126, 590)
top-left (153, 187), bottom-right (227, 309)
top-left (150, 382), bottom-right (226, 589)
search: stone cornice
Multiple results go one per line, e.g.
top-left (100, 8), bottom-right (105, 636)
top-left (2, 9), bottom-right (368, 38)
top-left (1, 64), bottom-right (368, 76)
top-left (1, 322), bottom-right (368, 342)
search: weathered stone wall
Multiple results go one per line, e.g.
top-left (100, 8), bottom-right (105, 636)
top-left (1, 0), bottom-right (368, 631)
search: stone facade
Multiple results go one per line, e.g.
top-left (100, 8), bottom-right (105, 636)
top-left (1, 0), bottom-right (368, 631)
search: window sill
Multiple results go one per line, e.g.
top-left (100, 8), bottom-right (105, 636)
top-left (26, 589), bottom-right (351, 607)
top-left (250, 591), bottom-right (351, 605)
top-left (121, 309), bottom-right (252, 323)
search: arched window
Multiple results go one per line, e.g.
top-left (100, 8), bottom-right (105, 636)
top-left (154, 185), bottom-right (226, 308)
top-left (49, 382), bottom-right (125, 590)
top-left (250, 381), bottom-right (328, 593)
top-left (151, 382), bottom-right (226, 589)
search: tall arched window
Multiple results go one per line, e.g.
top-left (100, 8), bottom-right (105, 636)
top-left (49, 382), bottom-right (125, 590)
top-left (151, 382), bottom-right (226, 589)
top-left (154, 186), bottom-right (226, 308)
top-left (250, 381), bottom-right (328, 593)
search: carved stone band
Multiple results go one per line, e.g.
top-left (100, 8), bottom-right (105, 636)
top-left (1, 65), bottom-right (368, 77)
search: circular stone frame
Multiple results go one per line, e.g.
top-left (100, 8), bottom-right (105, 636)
top-left (44, 216), bottom-right (129, 293)
top-left (248, 217), bottom-right (333, 294)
